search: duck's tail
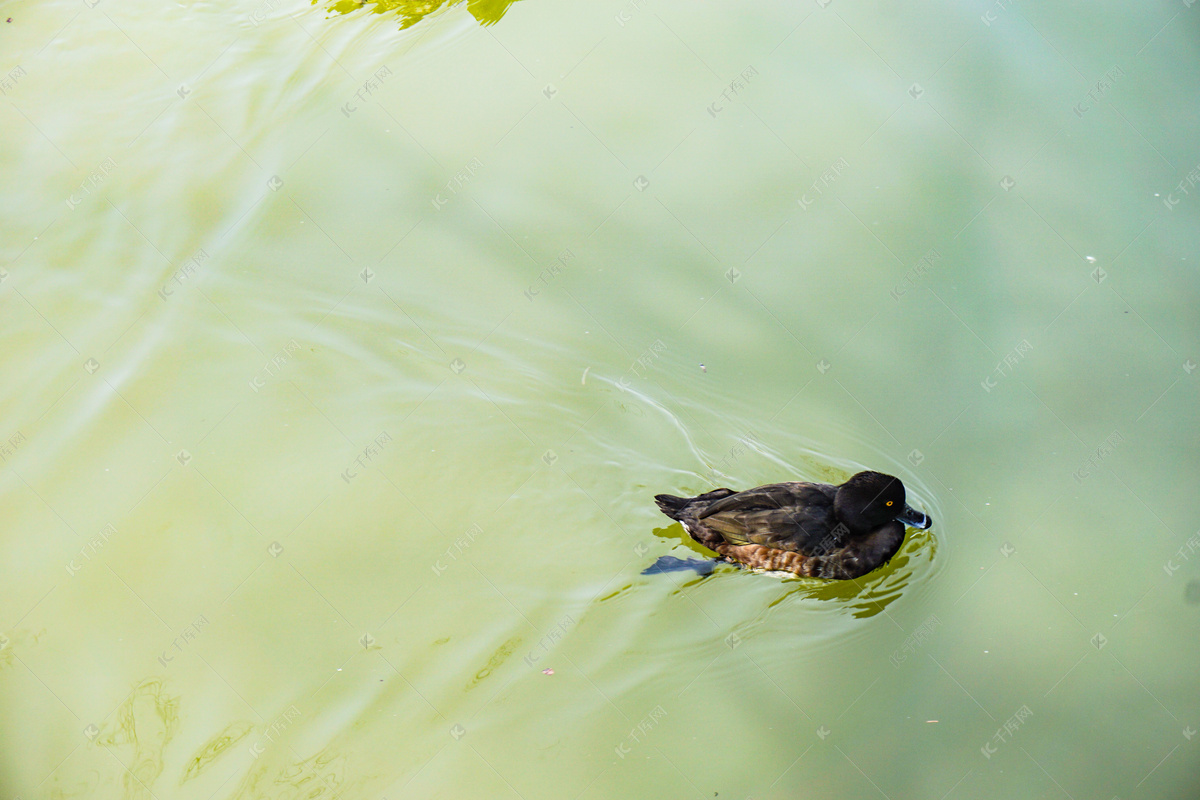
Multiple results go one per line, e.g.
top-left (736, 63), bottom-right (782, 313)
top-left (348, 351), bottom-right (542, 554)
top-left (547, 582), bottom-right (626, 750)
top-left (653, 493), bottom-right (691, 520)
top-left (654, 488), bottom-right (737, 553)
top-left (654, 488), bottom-right (736, 521)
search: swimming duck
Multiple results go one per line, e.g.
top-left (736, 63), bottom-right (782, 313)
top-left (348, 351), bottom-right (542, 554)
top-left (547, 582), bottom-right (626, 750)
top-left (654, 471), bottom-right (932, 580)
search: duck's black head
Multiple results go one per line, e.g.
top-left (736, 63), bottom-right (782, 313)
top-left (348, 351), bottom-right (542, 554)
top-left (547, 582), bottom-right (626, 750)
top-left (834, 471), bottom-right (933, 534)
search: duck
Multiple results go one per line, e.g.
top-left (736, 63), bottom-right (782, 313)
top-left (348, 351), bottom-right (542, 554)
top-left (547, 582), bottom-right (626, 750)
top-left (653, 471), bottom-right (932, 580)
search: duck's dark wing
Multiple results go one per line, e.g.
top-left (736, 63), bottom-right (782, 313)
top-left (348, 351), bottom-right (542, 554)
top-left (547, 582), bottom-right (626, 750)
top-left (696, 482), bottom-right (839, 553)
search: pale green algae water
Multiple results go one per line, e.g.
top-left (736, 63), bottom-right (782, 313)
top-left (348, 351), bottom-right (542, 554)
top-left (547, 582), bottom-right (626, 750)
top-left (2, 0), bottom-right (1199, 797)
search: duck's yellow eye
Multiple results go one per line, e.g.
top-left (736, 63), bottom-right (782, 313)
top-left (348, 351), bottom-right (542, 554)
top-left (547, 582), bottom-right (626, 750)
top-left (886, 500), bottom-right (893, 506)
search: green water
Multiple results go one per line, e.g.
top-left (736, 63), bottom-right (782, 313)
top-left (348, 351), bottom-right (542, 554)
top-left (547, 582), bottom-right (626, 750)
top-left (2, 0), bottom-right (1199, 797)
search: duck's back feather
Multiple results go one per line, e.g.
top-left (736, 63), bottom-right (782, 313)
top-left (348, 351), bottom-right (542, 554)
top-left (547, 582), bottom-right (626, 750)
top-left (695, 482), bottom-right (840, 553)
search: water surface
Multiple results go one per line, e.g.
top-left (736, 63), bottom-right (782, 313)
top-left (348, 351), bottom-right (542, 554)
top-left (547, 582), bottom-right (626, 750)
top-left (2, 0), bottom-right (1198, 797)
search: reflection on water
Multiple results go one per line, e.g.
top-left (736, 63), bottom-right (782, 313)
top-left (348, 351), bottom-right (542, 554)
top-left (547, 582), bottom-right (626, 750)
top-left (768, 527), bottom-right (940, 619)
top-left (650, 520), bottom-right (937, 619)
top-left (314, 0), bottom-right (521, 28)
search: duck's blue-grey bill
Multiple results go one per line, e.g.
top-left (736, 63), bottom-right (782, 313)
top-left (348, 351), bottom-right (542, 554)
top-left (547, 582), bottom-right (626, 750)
top-left (897, 505), bottom-right (932, 529)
